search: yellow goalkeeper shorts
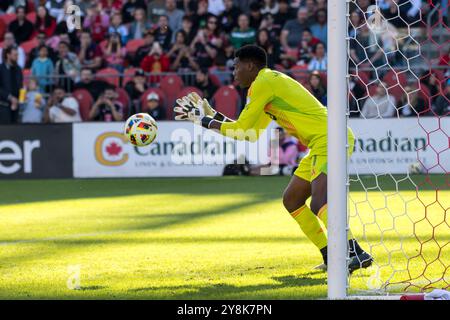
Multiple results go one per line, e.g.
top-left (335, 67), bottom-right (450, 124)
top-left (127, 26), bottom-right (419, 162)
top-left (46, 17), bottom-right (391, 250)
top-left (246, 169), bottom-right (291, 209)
top-left (294, 134), bottom-right (355, 182)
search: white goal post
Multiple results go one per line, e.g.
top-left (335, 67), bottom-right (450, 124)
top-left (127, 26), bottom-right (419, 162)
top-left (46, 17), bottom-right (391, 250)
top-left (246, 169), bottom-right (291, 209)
top-left (327, 0), bottom-right (350, 299)
top-left (327, 0), bottom-right (449, 299)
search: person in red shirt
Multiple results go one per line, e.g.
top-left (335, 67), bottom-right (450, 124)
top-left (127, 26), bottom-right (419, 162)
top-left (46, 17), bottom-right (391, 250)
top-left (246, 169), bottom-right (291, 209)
top-left (140, 42), bottom-right (170, 84)
top-left (35, 5), bottom-right (57, 38)
top-left (83, 4), bottom-right (110, 43)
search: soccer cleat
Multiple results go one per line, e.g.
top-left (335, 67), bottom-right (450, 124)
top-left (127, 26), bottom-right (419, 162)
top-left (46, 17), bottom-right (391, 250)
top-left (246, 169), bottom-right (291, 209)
top-left (348, 251), bottom-right (374, 274)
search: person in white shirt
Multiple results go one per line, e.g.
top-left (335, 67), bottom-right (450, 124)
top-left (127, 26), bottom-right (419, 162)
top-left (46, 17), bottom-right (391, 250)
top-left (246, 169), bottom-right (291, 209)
top-left (208, 0), bottom-right (226, 16)
top-left (0, 32), bottom-right (26, 68)
top-left (44, 86), bottom-right (82, 123)
top-left (361, 82), bottom-right (397, 119)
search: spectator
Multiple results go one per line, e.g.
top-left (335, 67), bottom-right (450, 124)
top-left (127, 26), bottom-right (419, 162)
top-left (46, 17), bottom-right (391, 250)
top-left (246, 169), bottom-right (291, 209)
top-left (259, 13), bottom-right (282, 41)
top-left (433, 80), bottom-right (449, 116)
top-left (0, 46), bottom-right (23, 124)
top-left (143, 92), bottom-right (166, 120)
top-left (272, 127), bottom-right (299, 167)
top-left (129, 7), bottom-right (152, 41)
top-left (8, 6), bottom-right (33, 44)
top-left (348, 11), bottom-right (363, 38)
top-left (304, 0), bottom-right (318, 24)
top-left (281, 7), bottom-right (309, 51)
top-left (194, 68), bottom-right (218, 101)
top-left (307, 71), bottom-right (327, 106)
top-left (168, 30), bottom-right (194, 72)
top-left (154, 15), bottom-right (173, 51)
top-left (420, 71), bottom-right (443, 105)
top-left (121, 0), bottom-right (146, 24)
top-left (300, 28), bottom-right (321, 50)
top-left (295, 30), bottom-right (318, 66)
top-left (349, 24), bottom-right (385, 70)
top-left (311, 9), bottom-right (327, 45)
top-left (77, 30), bottom-right (103, 71)
top-left (208, 0), bottom-right (226, 16)
top-left (140, 42), bottom-right (170, 82)
top-left (54, 41), bottom-right (81, 91)
top-left (43, 85), bottom-right (82, 123)
top-left (256, 29), bottom-right (280, 68)
top-left (249, 2), bottom-right (263, 29)
top-left (82, 3), bottom-right (110, 43)
top-left (89, 87), bottom-right (123, 122)
top-left (348, 75), bottom-right (367, 118)
top-left (73, 68), bottom-right (111, 100)
top-left (99, 0), bottom-right (123, 15)
top-left (28, 32), bottom-right (58, 68)
top-left (45, 0), bottom-right (65, 21)
top-left (397, 86), bottom-right (428, 117)
top-left (0, 32), bottom-right (26, 68)
top-left (31, 45), bottom-right (54, 93)
top-left (193, 0), bottom-right (210, 30)
top-left (361, 82), bottom-right (397, 118)
top-left (190, 28), bottom-right (216, 69)
top-left (230, 14), bottom-right (256, 49)
top-left (219, 0), bottom-right (241, 33)
top-left (165, 0), bottom-right (184, 33)
top-left (124, 68), bottom-right (148, 109)
top-left (20, 78), bottom-right (46, 123)
top-left (134, 29), bottom-right (156, 67)
top-left (308, 42), bottom-right (327, 71)
top-left (108, 12), bottom-right (129, 45)
top-left (35, 5), bottom-right (57, 37)
top-left (274, 0), bottom-right (295, 27)
top-left (104, 32), bottom-right (127, 72)
top-left (261, 0), bottom-right (279, 15)
top-left (173, 15), bottom-right (196, 44)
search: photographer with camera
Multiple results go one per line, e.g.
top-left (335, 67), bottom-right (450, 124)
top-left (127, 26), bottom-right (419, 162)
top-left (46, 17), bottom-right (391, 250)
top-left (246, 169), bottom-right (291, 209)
top-left (88, 87), bottom-right (123, 122)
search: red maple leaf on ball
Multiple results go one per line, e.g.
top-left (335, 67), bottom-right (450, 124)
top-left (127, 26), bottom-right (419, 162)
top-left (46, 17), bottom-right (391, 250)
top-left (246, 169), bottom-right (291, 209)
top-left (105, 142), bottom-right (122, 156)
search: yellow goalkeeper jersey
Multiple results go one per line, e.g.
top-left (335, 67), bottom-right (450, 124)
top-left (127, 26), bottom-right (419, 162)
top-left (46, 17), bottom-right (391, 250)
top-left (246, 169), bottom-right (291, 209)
top-left (220, 68), bottom-right (353, 156)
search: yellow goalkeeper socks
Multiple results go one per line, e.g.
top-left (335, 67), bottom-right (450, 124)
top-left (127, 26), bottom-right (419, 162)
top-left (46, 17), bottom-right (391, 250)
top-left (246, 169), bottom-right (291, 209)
top-left (317, 204), bottom-right (354, 240)
top-left (290, 205), bottom-right (327, 250)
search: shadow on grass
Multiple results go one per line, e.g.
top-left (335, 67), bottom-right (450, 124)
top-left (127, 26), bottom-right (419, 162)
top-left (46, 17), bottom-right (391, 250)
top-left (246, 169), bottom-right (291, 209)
top-left (0, 176), bottom-right (288, 206)
top-left (129, 275), bottom-right (327, 299)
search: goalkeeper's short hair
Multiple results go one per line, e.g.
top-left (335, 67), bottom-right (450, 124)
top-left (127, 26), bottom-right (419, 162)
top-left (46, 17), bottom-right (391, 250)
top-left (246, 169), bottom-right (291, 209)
top-left (235, 45), bottom-right (268, 69)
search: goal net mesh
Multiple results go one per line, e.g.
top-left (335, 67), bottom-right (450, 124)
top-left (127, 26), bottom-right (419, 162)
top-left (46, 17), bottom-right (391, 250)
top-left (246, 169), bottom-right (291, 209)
top-left (346, 0), bottom-right (449, 295)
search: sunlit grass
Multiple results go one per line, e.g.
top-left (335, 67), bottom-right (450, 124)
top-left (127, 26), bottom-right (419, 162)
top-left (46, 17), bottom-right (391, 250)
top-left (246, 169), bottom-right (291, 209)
top-left (0, 176), bottom-right (447, 299)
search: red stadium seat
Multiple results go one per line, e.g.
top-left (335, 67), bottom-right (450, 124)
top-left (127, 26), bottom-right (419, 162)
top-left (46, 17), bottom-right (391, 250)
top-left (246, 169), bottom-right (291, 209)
top-left (96, 67), bottom-right (120, 87)
top-left (140, 87), bottom-right (166, 111)
top-left (126, 39), bottom-right (145, 56)
top-left (212, 85), bottom-right (240, 119)
top-left (290, 65), bottom-right (309, 84)
top-left (26, 12), bottom-right (36, 24)
top-left (122, 67), bottom-right (138, 86)
top-left (116, 87), bottom-right (131, 117)
top-left (0, 19), bottom-right (6, 42)
top-left (21, 38), bottom-right (38, 56)
top-left (72, 89), bottom-right (94, 121)
top-left (160, 74), bottom-right (184, 108)
top-left (177, 86), bottom-right (203, 99)
top-left (1, 13), bottom-right (17, 27)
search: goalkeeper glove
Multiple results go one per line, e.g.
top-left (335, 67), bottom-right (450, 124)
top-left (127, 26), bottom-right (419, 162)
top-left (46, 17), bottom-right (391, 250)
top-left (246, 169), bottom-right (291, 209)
top-left (174, 96), bottom-right (214, 128)
top-left (185, 92), bottom-right (228, 122)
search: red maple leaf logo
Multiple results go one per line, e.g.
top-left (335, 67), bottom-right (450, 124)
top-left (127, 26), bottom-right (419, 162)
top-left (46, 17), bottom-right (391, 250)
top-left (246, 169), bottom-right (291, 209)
top-left (105, 142), bottom-right (122, 156)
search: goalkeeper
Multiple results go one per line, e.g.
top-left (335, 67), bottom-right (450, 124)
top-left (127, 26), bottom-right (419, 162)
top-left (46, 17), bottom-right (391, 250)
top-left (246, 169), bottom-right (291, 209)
top-left (174, 45), bottom-right (373, 272)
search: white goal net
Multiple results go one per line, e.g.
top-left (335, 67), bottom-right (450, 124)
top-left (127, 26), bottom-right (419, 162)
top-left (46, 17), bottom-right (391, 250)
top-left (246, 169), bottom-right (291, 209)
top-left (343, 0), bottom-right (449, 296)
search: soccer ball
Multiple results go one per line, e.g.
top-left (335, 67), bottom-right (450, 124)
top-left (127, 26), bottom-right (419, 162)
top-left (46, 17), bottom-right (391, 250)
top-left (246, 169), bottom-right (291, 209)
top-left (123, 113), bottom-right (158, 146)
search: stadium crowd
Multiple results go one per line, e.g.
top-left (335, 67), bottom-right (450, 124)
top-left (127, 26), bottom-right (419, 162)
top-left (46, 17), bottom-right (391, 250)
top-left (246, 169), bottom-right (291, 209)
top-left (0, 0), bottom-right (448, 126)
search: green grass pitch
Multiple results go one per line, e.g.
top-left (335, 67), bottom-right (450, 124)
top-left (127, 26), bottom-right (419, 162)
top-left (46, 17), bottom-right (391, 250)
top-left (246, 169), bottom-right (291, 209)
top-left (0, 175), bottom-right (448, 299)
